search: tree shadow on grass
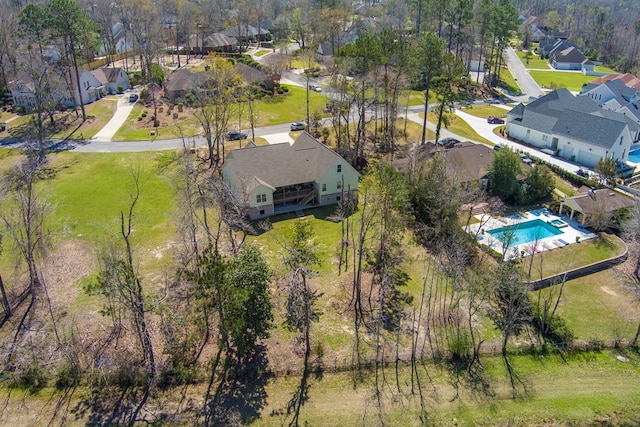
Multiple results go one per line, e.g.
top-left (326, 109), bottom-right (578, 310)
top-left (205, 345), bottom-right (271, 426)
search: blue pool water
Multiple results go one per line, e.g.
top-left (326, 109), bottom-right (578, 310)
top-left (488, 219), bottom-right (563, 246)
top-left (628, 150), bottom-right (640, 164)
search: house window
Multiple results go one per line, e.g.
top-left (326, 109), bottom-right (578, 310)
top-left (620, 136), bottom-right (624, 145)
top-left (337, 181), bottom-right (342, 189)
top-left (337, 164), bottom-right (342, 173)
top-left (322, 183), bottom-right (326, 192)
top-left (259, 210), bottom-right (265, 215)
top-left (337, 196), bottom-right (341, 201)
top-left (256, 194), bottom-right (266, 203)
top-left (526, 129), bottom-right (531, 139)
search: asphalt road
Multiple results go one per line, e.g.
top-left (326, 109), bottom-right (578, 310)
top-left (1, 45), bottom-right (582, 175)
top-left (503, 47), bottom-right (545, 101)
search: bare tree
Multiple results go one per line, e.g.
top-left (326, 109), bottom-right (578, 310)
top-left (192, 56), bottom-right (242, 169)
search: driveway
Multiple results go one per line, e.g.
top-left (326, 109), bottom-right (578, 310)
top-left (91, 92), bottom-right (138, 142)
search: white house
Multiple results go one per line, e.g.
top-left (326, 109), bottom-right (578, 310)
top-left (64, 68), bottom-right (104, 106)
top-left (90, 67), bottom-right (129, 94)
top-left (506, 89), bottom-right (639, 168)
top-left (222, 133), bottom-right (360, 220)
top-left (581, 77), bottom-right (640, 124)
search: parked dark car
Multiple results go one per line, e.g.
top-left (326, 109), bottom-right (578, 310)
top-left (576, 168), bottom-right (589, 177)
top-left (129, 93), bottom-right (138, 103)
top-left (487, 116), bottom-right (505, 124)
top-left (0, 122), bottom-right (6, 132)
top-left (438, 137), bottom-right (459, 147)
top-left (493, 143), bottom-right (505, 151)
top-left (226, 130), bottom-right (248, 140)
top-left (290, 121), bottom-right (306, 131)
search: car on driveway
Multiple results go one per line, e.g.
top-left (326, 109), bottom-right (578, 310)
top-left (310, 84), bottom-right (322, 92)
top-left (226, 130), bottom-right (248, 140)
top-left (487, 116), bottom-right (505, 124)
top-left (493, 143), bottom-right (505, 151)
top-left (0, 122), bottom-right (6, 132)
top-left (129, 93), bottom-right (138, 103)
top-left (521, 154), bottom-right (533, 164)
top-left (290, 121), bottom-right (307, 131)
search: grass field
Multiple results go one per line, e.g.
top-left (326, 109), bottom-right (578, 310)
top-left (529, 70), bottom-right (598, 92)
top-left (4, 349), bottom-right (639, 426)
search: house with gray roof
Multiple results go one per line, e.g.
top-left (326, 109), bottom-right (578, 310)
top-left (90, 67), bottom-right (129, 94)
top-left (581, 78), bottom-right (640, 124)
top-left (506, 89), bottom-right (639, 167)
top-left (222, 133), bottom-right (360, 219)
top-left (531, 25), bottom-right (568, 42)
top-left (549, 46), bottom-right (589, 70)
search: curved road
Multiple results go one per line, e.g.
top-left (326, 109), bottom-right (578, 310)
top-left (2, 46), bottom-right (580, 174)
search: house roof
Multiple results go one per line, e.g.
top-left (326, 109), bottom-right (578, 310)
top-left (394, 141), bottom-right (494, 183)
top-left (233, 62), bottom-right (270, 85)
top-left (223, 133), bottom-right (358, 193)
top-left (552, 46), bottom-right (586, 64)
top-left (203, 33), bottom-right (237, 48)
top-left (591, 73), bottom-right (640, 92)
top-left (561, 189), bottom-right (636, 216)
top-left (510, 89), bottom-right (637, 149)
top-left (164, 69), bottom-right (211, 94)
top-left (221, 25), bottom-right (267, 38)
top-left (90, 67), bottom-right (124, 85)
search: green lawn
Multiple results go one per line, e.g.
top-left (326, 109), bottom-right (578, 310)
top-left (50, 97), bottom-right (118, 140)
top-left (497, 67), bottom-right (521, 95)
top-left (549, 268), bottom-right (640, 340)
top-left (461, 105), bottom-right (509, 118)
top-left (253, 49), bottom-right (271, 57)
top-left (516, 49), bottom-right (550, 69)
top-left (595, 65), bottom-right (618, 74)
top-left (256, 350), bottom-right (640, 426)
top-left (523, 233), bottom-right (626, 280)
top-left (42, 151), bottom-right (177, 249)
top-left (529, 70), bottom-right (598, 92)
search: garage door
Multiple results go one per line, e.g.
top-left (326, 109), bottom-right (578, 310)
top-left (577, 150), bottom-right (601, 167)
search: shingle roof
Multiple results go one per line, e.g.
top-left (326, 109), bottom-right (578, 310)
top-left (562, 189), bottom-right (636, 215)
top-left (203, 33), bottom-right (237, 48)
top-left (552, 46), bottom-right (587, 64)
top-left (90, 67), bottom-right (123, 85)
top-left (223, 133), bottom-right (355, 192)
top-left (511, 89), bottom-right (635, 149)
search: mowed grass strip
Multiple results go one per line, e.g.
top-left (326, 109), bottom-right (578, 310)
top-left (461, 105), bottom-right (509, 118)
top-left (257, 350), bottom-right (640, 426)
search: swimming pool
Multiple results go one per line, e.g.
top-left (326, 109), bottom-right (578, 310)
top-left (487, 219), bottom-right (563, 247)
top-left (628, 150), bottom-right (640, 164)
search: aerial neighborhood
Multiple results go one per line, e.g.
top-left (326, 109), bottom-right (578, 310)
top-left (1, 0), bottom-right (640, 425)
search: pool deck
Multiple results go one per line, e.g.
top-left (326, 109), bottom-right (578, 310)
top-left (467, 209), bottom-right (597, 260)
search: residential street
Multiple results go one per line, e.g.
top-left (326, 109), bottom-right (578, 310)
top-left (1, 44), bottom-right (583, 174)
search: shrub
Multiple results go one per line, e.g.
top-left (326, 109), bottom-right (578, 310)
top-left (16, 365), bottom-right (48, 393)
top-left (117, 85), bottom-right (124, 94)
top-left (55, 363), bottom-right (81, 390)
top-left (141, 110), bottom-right (148, 118)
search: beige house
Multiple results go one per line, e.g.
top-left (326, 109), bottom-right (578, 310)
top-left (222, 133), bottom-right (360, 219)
top-left (559, 188), bottom-right (636, 225)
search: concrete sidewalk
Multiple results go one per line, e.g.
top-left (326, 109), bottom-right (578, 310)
top-left (91, 93), bottom-right (137, 142)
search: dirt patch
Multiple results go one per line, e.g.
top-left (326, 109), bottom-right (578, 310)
top-left (601, 285), bottom-right (618, 297)
top-left (44, 239), bottom-right (96, 311)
